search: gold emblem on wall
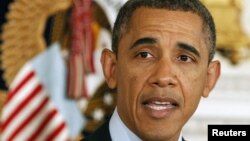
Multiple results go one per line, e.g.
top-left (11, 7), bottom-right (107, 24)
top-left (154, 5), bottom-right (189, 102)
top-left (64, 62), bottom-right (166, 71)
top-left (202, 0), bottom-right (250, 64)
top-left (0, 0), bottom-right (72, 86)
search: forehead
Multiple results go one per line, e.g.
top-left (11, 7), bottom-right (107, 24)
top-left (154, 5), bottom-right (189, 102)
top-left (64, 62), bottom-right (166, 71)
top-left (128, 7), bottom-right (204, 36)
top-left (118, 7), bottom-right (209, 60)
top-left (124, 8), bottom-right (205, 46)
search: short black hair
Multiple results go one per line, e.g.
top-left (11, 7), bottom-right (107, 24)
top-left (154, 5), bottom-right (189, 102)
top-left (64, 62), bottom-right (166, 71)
top-left (112, 0), bottom-right (216, 62)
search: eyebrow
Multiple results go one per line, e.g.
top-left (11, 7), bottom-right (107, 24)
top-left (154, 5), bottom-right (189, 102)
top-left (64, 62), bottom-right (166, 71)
top-left (130, 38), bottom-right (200, 57)
top-left (130, 37), bottom-right (157, 49)
top-left (177, 43), bottom-right (200, 58)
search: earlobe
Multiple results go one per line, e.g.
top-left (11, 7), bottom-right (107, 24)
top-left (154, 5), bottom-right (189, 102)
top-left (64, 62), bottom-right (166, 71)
top-left (203, 60), bottom-right (221, 98)
top-left (101, 48), bottom-right (117, 89)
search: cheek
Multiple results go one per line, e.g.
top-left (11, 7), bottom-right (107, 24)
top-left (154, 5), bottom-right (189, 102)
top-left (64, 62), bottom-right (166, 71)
top-left (117, 60), bottom-right (149, 90)
top-left (180, 67), bottom-right (207, 94)
top-left (116, 64), bottom-right (144, 105)
top-left (180, 70), bottom-right (207, 113)
top-left (116, 65), bottom-right (149, 124)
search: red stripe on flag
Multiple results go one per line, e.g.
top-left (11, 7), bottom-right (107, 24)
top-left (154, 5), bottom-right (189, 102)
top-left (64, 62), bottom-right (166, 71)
top-left (6, 96), bottom-right (49, 141)
top-left (45, 122), bottom-right (66, 141)
top-left (1, 84), bottom-right (43, 131)
top-left (27, 108), bottom-right (57, 141)
top-left (6, 71), bottom-right (35, 104)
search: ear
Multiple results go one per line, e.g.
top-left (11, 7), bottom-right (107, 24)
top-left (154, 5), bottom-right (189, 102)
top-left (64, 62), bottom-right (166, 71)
top-left (202, 60), bottom-right (221, 98)
top-left (101, 48), bottom-right (117, 89)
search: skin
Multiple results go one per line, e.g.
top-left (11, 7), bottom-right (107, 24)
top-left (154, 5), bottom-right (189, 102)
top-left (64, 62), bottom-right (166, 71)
top-left (101, 7), bottom-right (220, 141)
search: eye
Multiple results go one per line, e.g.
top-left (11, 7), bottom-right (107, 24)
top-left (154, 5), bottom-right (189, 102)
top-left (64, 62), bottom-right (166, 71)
top-left (177, 55), bottom-right (194, 62)
top-left (137, 52), bottom-right (153, 58)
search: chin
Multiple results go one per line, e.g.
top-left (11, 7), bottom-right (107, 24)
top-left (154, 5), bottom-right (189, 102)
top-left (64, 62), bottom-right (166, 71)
top-left (137, 124), bottom-right (181, 141)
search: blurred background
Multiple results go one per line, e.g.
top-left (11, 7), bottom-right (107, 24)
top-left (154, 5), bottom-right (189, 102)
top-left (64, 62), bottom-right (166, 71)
top-left (183, 0), bottom-right (250, 140)
top-left (0, 0), bottom-right (249, 140)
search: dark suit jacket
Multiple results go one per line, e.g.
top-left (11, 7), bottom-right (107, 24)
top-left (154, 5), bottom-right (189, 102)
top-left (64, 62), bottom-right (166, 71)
top-left (82, 120), bottom-right (186, 141)
top-left (82, 121), bottom-right (111, 141)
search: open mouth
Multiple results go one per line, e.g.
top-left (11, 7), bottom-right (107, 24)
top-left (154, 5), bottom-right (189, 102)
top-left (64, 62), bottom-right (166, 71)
top-left (144, 101), bottom-right (177, 110)
top-left (142, 97), bottom-right (178, 118)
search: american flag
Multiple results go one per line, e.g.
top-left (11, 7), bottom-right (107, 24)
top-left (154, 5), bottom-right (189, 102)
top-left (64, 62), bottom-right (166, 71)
top-left (0, 43), bottom-right (84, 141)
top-left (0, 63), bottom-right (70, 141)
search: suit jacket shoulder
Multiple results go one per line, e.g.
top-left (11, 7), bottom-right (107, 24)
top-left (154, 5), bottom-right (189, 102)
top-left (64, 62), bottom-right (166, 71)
top-left (82, 120), bottom-right (186, 141)
top-left (82, 121), bottom-right (112, 141)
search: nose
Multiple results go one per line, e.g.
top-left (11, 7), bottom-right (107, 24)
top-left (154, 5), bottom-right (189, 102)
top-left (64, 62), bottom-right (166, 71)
top-left (148, 59), bottom-right (178, 88)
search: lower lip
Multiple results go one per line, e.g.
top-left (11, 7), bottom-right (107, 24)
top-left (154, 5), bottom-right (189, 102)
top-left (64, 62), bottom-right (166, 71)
top-left (143, 104), bottom-right (176, 119)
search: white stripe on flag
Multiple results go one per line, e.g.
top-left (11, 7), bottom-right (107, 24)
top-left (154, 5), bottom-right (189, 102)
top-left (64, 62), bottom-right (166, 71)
top-left (11, 95), bottom-right (51, 140)
top-left (36, 110), bottom-right (67, 141)
top-left (1, 68), bottom-right (39, 121)
top-left (1, 76), bottom-right (41, 131)
top-left (0, 63), bottom-right (70, 140)
top-left (52, 126), bottom-right (69, 141)
top-left (19, 107), bottom-right (65, 141)
top-left (1, 89), bottom-right (47, 140)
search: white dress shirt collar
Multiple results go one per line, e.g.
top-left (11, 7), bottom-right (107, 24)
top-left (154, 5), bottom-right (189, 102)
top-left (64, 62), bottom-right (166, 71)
top-left (109, 108), bottom-right (183, 141)
top-left (109, 108), bottom-right (141, 141)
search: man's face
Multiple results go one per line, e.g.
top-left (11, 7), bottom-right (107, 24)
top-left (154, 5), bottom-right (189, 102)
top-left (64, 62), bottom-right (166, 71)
top-left (102, 7), bottom-right (220, 141)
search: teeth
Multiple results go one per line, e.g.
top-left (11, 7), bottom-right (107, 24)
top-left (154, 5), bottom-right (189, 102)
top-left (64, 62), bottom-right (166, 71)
top-left (147, 105), bottom-right (169, 110)
top-left (153, 101), bottom-right (171, 105)
top-left (146, 101), bottom-right (174, 111)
